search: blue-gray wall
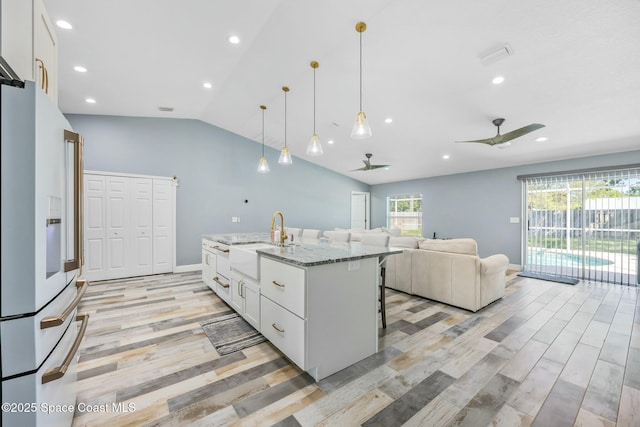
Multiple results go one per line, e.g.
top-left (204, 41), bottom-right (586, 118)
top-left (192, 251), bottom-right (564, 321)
top-left (66, 115), bottom-right (369, 266)
top-left (370, 150), bottom-right (640, 264)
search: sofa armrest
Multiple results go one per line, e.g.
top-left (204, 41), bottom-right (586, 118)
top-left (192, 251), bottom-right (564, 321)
top-left (480, 254), bottom-right (509, 275)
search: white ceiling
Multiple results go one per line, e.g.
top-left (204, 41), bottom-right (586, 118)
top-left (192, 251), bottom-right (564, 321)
top-left (44, 0), bottom-right (640, 185)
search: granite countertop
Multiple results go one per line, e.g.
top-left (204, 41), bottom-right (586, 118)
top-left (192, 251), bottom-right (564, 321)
top-left (203, 232), bottom-right (271, 245)
top-left (203, 232), bottom-right (403, 267)
top-left (256, 240), bottom-right (403, 267)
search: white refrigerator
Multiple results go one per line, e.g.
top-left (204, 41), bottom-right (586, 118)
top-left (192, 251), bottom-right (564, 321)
top-left (1, 78), bottom-right (88, 427)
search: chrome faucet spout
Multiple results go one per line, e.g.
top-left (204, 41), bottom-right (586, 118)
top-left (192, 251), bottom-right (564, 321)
top-left (271, 211), bottom-right (288, 246)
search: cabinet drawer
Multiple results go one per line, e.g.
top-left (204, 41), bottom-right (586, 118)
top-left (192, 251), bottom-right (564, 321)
top-left (260, 296), bottom-right (305, 369)
top-left (214, 274), bottom-right (231, 303)
top-left (216, 253), bottom-right (231, 279)
top-left (260, 258), bottom-right (305, 318)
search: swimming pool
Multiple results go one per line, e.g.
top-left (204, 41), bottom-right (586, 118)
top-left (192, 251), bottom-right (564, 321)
top-left (527, 251), bottom-right (614, 267)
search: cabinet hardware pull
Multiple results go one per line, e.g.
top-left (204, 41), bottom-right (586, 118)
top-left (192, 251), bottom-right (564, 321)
top-left (272, 280), bottom-right (285, 288)
top-left (42, 313), bottom-right (89, 384)
top-left (272, 323), bottom-right (285, 333)
top-left (238, 280), bottom-right (244, 297)
top-left (214, 246), bottom-right (230, 253)
top-left (41, 280), bottom-right (89, 329)
top-left (213, 276), bottom-right (229, 288)
top-left (205, 253), bottom-right (209, 265)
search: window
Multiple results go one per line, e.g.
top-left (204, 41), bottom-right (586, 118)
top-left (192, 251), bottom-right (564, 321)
top-left (387, 194), bottom-right (422, 236)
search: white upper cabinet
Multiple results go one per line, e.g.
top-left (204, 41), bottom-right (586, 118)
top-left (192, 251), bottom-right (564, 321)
top-left (1, 0), bottom-right (58, 103)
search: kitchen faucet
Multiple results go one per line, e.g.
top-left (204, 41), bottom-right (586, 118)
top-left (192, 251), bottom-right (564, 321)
top-left (271, 211), bottom-right (288, 246)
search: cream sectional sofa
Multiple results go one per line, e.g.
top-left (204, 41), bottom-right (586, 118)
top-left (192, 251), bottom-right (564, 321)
top-left (385, 237), bottom-right (509, 312)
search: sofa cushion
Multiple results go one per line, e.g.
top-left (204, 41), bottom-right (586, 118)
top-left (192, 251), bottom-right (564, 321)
top-left (389, 236), bottom-right (419, 249)
top-left (418, 238), bottom-right (478, 256)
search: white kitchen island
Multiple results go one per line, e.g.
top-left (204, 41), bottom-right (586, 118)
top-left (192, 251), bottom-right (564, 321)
top-left (202, 233), bottom-right (402, 381)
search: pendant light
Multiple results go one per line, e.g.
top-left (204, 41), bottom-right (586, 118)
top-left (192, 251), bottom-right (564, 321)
top-left (306, 61), bottom-right (323, 156)
top-left (278, 86), bottom-right (293, 165)
top-left (257, 105), bottom-right (270, 173)
top-left (351, 21), bottom-right (372, 139)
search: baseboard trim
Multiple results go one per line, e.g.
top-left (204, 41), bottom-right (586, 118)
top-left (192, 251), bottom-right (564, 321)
top-left (508, 264), bottom-right (522, 271)
top-left (174, 264), bottom-right (202, 273)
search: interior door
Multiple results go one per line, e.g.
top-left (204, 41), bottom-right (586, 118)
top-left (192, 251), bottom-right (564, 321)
top-left (152, 180), bottom-right (173, 274)
top-left (130, 178), bottom-right (153, 276)
top-left (106, 176), bottom-right (130, 279)
top-left (83, 175), bottom-right (106, 281)
top-left (351, 191), bottom-right (370, 229)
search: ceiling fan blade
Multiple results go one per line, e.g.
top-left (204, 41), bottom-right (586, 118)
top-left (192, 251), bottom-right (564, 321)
top-left (369, 164), bottom-right (390, 169)
top-left (497, 123), bottom-right (545, 143)
top-left (456, 123), bottom-right (545, 146)
top-left (351, 166), bottom-right (369, 171)
top-left (454, 137), bottom-right (498, 145)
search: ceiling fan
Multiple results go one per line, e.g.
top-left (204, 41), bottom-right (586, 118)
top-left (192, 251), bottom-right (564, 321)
top-left (456, 118), bottom-right (545, 147)
top-left (351, 153), bottom-right (391, 171)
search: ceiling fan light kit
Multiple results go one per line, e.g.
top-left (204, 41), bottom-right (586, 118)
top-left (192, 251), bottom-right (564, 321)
top-left (456, 117), bottom-right (545, 147)
top-left (351, 21), bottom-right (372, 140)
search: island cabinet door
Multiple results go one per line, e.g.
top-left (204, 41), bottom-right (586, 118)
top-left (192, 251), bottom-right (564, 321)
top-left (228, 273), bottom-right (243, 313)
top-left (242, 279), bottom-right (260, 330)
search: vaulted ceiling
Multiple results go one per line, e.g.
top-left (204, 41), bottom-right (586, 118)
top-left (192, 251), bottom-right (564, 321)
top-left (44, 0), bottom-right (640, 184)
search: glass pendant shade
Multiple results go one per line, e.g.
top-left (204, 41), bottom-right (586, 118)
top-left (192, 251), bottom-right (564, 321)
top-left (278, 146), bottom-right (292, 165)
top-left (306, 133), bottom-right (323, 156)
top-left (351, 111), bottom-right (372, 139)
top-left (257, 156), bottom-right (270, 173)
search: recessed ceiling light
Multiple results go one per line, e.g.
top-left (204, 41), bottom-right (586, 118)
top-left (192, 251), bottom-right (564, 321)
top-left (85, 98), bottom-right (96, 104)
top-left (327, 140), bottom-right (335, 145)
top-left (228, 35), bottom-right (240, 44)
top-left (384, 118), bottom-right (393, 124)
top-left (203, 82), bottom-right (212, 89)
top-left (492, 76), bottom-right (505, 85)
top-left (74, 66), bottom-right (87, 73)
top-left (535, 136), bottom-right (548, 142)
top-left (56, 20), bottom-right (73, 30)
top-left (442, 154), bottom-right (450, 160)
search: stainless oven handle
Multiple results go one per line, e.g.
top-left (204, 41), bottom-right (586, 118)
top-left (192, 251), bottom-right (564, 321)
top-left (42, 313), bottom-right (89, 384)
top-left (41, 279), bottom-right (89, 329)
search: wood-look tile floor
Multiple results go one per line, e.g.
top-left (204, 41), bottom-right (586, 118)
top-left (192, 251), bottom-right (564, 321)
top-left (72, 271), bottom-right (640, 427)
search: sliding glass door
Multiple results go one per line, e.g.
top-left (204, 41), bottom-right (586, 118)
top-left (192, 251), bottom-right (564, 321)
top-left (524, 168), bottom-right (639, 286)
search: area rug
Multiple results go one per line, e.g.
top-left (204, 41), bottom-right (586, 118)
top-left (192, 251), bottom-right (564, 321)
top-left (517, 271), bottom-right (579, 285)
top-left (200, 313), bottom-right (266, 355)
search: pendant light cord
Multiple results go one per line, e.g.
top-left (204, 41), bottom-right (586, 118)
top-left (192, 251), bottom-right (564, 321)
top-left (284, 91), bottom-right (287, 147)
top-left (313, 67), bottom-right (316, 133)
top-left (262, 108), bottom-right (265, 157)
top-left (359, 30), bottom-right (363, 112)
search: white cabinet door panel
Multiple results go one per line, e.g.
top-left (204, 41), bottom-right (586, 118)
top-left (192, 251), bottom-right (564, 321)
top-left (83, 175), bottom-right (105, 281)
top-left (152, 180), bottom-right (173, 274)
top-left (106, 177), bottom-right (130, 279)
top-left (131, 178), bottom-right (153, 276)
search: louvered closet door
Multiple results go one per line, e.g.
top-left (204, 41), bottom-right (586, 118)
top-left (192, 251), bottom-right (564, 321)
top-left (106, 176), bottom-right (131, 279)
top-left (152, 180), bottom-right (173, 274)
top-left (83, 175), bottom-right (106, 281)
top-left (130, 178), bottom-right (153, 276)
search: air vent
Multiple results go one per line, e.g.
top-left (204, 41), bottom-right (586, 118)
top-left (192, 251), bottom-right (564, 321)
top-left (158, 106), bottom-right (174, 112)
top-left (480, 44), bottom-right (512, 65)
